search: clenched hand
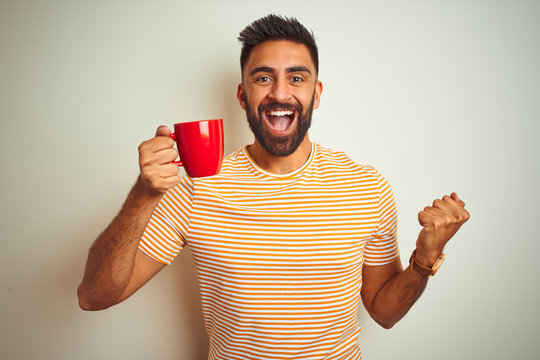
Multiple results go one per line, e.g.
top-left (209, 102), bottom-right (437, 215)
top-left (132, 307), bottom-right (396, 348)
top-left (138, 126), bottom-right (181, 193)
top-left (415, 192), bottom-right (470, 266)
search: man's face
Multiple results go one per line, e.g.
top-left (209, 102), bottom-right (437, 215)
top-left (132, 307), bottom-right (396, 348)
top-left (237, 40), bottom-right (322, 156)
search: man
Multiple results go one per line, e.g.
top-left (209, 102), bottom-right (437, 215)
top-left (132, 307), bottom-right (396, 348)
top-left (78, 14), bottom-right (470, 359)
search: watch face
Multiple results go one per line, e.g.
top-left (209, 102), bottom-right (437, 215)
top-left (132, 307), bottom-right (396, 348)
top-left (431, 254), bottom-right (445, 273)
top-left (431, 254), bottom-right (444, 272)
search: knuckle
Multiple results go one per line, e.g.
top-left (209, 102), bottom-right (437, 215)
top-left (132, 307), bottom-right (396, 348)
top-left (152, 179), bottom-right (166, 191)
top-left (137, 141), bottom-right (147, 153)
top-left (165, 176), bottom-right (181, 188)
top-left (139, 155), bottom-right (152, 168)
top-left (140, 167), bottom-right (153, 179)
top-left (138, 139), bottom-right (156, 156)
top-left (455, 209), bottom-right (470, 223)
top-left (157, 136), bottom-right (174, 148)
top-left (433, 214), bottom-right (451, 228)
top-left (167, 164), bottom-right (181, 175)
top-left (166, 148), bottom-right (179, 159)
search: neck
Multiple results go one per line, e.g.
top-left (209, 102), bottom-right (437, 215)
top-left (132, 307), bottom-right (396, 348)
top-left (247, 135), bottom-right (312, 175)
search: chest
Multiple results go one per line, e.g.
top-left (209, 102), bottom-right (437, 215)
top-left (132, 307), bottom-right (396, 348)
top-left (185, 180), bottom-right (380, 275)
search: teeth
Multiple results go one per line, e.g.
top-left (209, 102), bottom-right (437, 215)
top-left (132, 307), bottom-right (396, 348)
top-left (268, 110), bottom-right (294, 116)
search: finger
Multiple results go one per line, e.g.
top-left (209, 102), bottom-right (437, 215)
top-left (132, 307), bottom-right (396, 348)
top-left (432, 198), bottom-right (455, 212)
top-left (139, 148), bottom-right (178, 170)
top-left (431, 199), bottom-right (469, 225)
top-left (450, 192), bottom-right (466, 207)
top-left (160, 175), bottom-right (181, 189)
top-left (418, 206), bottom-right (449, 229)
top-left (160, 163), bottom-right (182, 177)
top-left (155, 125), bottom-right (171, 137)
top-left (155, 148), bottom-right (179, 164)
top-left (435, 196), bottom-right (465, 211)
top-left (139, 136), bottom-right (175, 155)
top-left (139, 144), bottom-right (173, 164)
top-left (418, 210), bottom-right (436, 227)
top-left (150, 175), bottom-right (181, 193)
top-left (422, 206), bottom-right (445, 217)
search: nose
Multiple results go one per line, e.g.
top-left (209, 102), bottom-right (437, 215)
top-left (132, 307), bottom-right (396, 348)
top-left (267, 76), bottom-right (291, 103)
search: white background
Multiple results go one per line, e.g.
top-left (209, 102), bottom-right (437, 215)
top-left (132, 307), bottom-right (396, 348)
top-left (1, 0), bottom-right (539, 359)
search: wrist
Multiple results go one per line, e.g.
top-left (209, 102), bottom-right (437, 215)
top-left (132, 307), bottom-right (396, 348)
top-left (409, 249), bottom-right (445, 277)
top-left (135, 175), bottom-right (166, 199)
top-left (414, 248), bottom-right (443, 268)
top-left (121, 176), bottom-right (164, 214)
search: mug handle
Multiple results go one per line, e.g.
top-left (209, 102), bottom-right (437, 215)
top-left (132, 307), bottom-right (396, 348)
top-left (168, 133), bottom-right (183, 166)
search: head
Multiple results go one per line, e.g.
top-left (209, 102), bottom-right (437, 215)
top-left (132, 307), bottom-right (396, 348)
top-left (238, 14), bottom-right (319, 78)
top-left (237, 15), bottom-right (322, 157)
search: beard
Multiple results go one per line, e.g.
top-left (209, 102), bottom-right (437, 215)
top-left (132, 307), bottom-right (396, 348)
top-left (244, 92), bottom-right (315, 157)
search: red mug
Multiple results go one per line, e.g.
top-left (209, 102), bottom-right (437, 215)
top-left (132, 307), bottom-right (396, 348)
top-left (169, 119), bottom-right (224, 178)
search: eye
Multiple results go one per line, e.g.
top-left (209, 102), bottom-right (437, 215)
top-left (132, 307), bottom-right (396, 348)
top-left (256, 75), bottom-right (272, 83)
top-left (290, 76), bottom-right (304, 83)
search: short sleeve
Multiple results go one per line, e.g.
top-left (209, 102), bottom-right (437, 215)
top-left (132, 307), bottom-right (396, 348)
top-left (364, 170), bottom-right (400, 266)
top-left (138, 176), bottom-right (194, 265)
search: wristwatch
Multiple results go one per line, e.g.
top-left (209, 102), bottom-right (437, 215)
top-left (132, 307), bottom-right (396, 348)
top-left (409, 249), bottom-right (445, 277)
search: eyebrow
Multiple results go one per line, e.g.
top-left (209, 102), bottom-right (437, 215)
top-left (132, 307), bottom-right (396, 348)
top-left (287, 66), bottom-right (311, 74)
top-left (249, 66), bottom-right (312, 76)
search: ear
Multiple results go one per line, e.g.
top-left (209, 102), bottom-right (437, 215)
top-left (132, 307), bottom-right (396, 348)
top-left (313, 80), bottom-right (323, 109)
top-left (237, 83), bottom-right (246, 110)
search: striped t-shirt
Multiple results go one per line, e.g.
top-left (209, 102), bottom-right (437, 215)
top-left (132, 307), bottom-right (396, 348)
top-left (139, 143), bottom-right (399, 360)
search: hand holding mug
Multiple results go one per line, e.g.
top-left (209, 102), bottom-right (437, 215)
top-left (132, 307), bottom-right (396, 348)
top-left (138, 126), bottom-right (182, 194)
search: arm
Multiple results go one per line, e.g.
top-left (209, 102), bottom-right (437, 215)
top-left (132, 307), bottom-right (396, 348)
top-left (361, 192), bottom-right (470, 329)
top-left (77, 126), bottom-right (180, 310)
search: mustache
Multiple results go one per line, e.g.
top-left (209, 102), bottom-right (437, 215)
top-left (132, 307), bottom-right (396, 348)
top-left (258, 102), bottom-right (303, 114)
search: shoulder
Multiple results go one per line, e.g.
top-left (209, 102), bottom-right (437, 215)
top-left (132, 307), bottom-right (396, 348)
top-left (192, 147), bottom-right (254, 187)
top-left (218, 147), bottom-right (251, 174)
top-left (313, 144), bottom-right (383, 179)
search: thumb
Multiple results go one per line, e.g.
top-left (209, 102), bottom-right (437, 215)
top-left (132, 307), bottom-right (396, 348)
top-left (155, 125), bottom-right (171, 137)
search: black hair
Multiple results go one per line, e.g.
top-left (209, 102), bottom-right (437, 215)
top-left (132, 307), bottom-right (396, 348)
top-left (238, 14), bottom-right (319, 75)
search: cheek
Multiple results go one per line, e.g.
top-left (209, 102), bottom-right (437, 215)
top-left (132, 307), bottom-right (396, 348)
top-left (292, 87), bottom-right (313, 102)
top-left (246, 94), bottom-right (265, 112)
top-left (297, 95), bottom-right (313, 111)
top-left (248, 85), bottom-right (271, 100)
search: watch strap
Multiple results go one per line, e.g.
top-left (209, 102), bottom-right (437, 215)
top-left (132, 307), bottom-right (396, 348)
top-left (409, 249), bottom-right (445, 277)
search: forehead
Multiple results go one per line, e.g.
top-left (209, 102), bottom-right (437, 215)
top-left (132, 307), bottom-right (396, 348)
top-left (244, 40), bottom-right (315, 74)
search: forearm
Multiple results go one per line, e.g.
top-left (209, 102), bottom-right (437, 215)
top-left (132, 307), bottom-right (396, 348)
top-left (366, 261), bottom-right (430, 329)
top-left (78, 176), bottom-right (162, 309)
top-left (363, 193), bottom-right (469, 329)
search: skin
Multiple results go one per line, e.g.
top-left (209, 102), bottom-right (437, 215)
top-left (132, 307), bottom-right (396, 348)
top-left (237, 40), bottom-right (322, 174)
top-left (361, 192), bottom-right (469, 328)
top-left (77, 127), bottom-right (171, 310)
top-left (78, 40), bottom-right (470, 331)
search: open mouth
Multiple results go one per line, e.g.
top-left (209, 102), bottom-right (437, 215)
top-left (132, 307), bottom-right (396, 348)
top-left (263, 109), bottom-right (296, 133)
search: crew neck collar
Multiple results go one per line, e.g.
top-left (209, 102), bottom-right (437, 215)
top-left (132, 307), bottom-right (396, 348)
top-left (242, 143), bottom-right (316, 179)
